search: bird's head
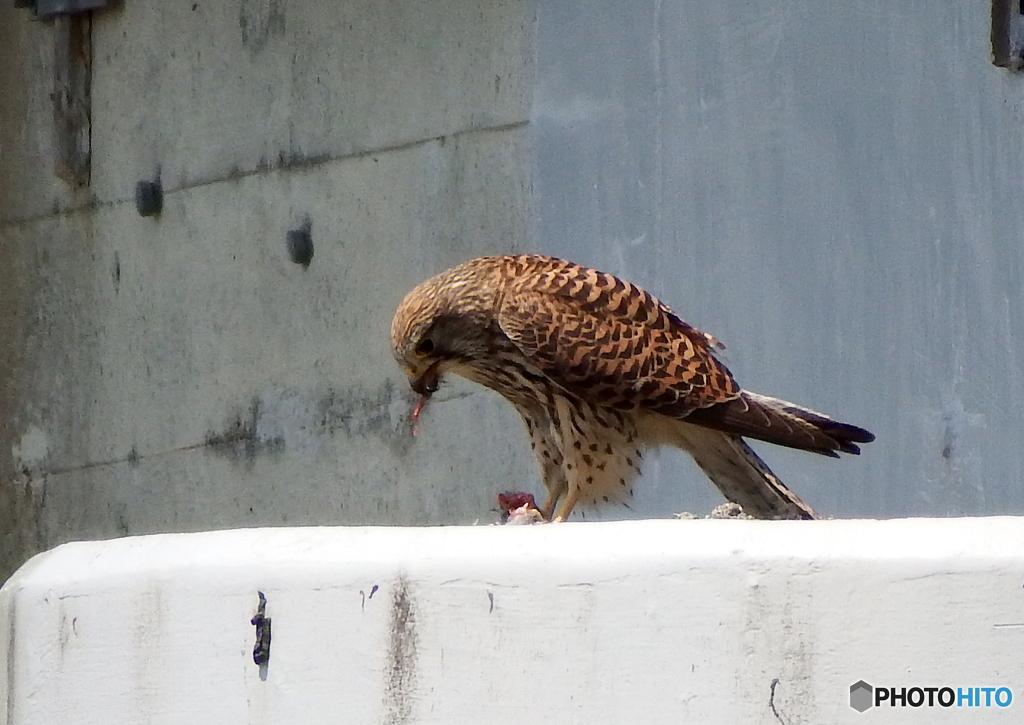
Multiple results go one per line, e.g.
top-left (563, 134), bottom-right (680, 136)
top-left (390, 266), bottom-right (499, 397)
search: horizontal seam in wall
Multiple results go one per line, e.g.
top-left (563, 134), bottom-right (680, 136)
top-left (37, 436), bottom-right (264, 477)
top-left (0, 118), bottom-right (530, 229)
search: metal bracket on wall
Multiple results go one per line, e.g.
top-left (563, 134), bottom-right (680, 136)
top-left (992, 0), bottom-right (1024, 70)
top-left (13, 0), bottom-right (109, 18)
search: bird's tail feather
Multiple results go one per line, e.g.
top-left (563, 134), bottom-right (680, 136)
top-left (684, 391), bottom-right (875, 458)
top-left (672, 422), bottom-right (817, 520)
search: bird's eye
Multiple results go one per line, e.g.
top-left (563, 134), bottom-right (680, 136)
top-left (415, 338), bottom-right (435, 356)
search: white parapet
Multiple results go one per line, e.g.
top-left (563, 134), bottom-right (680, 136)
top-left (2, 518), bottom-right (1023, 724)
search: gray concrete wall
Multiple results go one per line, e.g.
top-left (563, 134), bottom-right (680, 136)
top-left (2, 1), bottom-right (1023, 580)
top-left (533, 0), bottom-right (1024, 518)
top-left (0, 0), bottom-right (537, 580)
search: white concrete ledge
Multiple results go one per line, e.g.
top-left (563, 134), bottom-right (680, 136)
top-left (2, 518), bottom-right (1023, 723)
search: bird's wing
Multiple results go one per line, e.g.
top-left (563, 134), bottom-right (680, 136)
top-left (496, 258), bottom-right (874, 459)
top-left (496, 265), bottom-right (740, 417)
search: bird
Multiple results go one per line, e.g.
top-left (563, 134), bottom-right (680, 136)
top-left (390, 254), bottom-right (874, 521)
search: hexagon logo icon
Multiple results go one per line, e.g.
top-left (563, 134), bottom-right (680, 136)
top-left (850, 680), bottom-right (873, 712)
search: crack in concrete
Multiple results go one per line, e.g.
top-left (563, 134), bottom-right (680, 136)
top-left (35, 381), bottom-right (419, 476)
top-left (0, 119), bottom-right (530, 229)
top-left (39, 439), bottom-right (219, 477)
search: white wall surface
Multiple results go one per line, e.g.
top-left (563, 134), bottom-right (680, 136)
top-left (2, 519), bottom-right (1024, 724)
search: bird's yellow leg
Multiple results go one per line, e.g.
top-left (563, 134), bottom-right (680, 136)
top-left (539, 489), bottom-right (562, 521)
top-left (552, 486), bottom-right (580, 522)
top-left (539, 473), bottom-right (567, 520)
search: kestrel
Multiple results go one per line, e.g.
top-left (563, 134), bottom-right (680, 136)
top-left (391, 254), bottom-right (874, 521)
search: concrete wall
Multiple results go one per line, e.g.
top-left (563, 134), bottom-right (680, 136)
top-left (2, 1), bottom-right (1024, 580)
top-left (0, 0), bottom-right (537, 581)
top-left (533, 1), bottom-right (1024, 518)
top-left (4, 519), bottom-right (1023, 723)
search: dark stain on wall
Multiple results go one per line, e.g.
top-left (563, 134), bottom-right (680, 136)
top-left (385, 575), bottom-right (418, 725)
top-left (204, 379), bottom-right (417, 466)
top-left (239, 0), bottom-right (286, 55)
top-left (204, 397), bottom-right (284, 465)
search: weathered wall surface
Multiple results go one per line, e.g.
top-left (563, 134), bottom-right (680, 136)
top-left (534, 1), bottom-right (1024, 518)
top-left (3, 1), bottom-right (1023, 580)
top-left (5, 520), bottom-right (1024, 723)
top-left (0, 0), bottom-right (537, 580)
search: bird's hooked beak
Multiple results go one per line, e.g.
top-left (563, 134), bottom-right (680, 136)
top-left (409, 360), bottom-right (442, 396)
